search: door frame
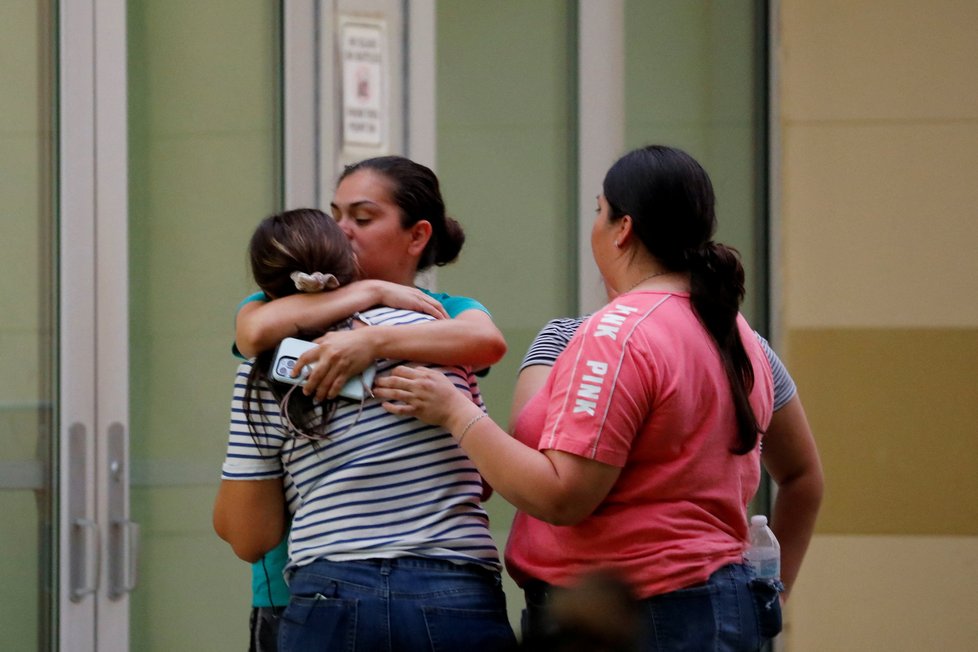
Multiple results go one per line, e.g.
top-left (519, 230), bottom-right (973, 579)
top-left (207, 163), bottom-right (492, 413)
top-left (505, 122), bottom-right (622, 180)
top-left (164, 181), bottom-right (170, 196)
top-left (59, 0), bottom-right (131, 649)
top-left (283, 0), bottom-right (435, 209)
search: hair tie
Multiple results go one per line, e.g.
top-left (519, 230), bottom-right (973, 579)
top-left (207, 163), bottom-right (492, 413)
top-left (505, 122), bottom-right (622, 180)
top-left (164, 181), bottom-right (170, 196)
top-left (290, 271), bottom-right (340, 293)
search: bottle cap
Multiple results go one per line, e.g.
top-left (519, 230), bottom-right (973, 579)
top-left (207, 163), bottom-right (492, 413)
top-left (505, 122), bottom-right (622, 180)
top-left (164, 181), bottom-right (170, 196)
top-left (750, 514), bottom-right (768, 527)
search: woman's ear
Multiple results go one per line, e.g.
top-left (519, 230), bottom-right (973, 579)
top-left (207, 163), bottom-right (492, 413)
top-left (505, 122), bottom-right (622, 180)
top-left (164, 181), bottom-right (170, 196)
top-left (615, 214), bottom-right (635, 249)
top-left (407, 220), bottom-right (433, 257)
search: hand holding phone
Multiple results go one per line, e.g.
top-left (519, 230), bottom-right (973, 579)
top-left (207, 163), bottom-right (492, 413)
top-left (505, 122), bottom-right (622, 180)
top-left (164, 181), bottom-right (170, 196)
top-left (269, 337), bottom-right (376, 400)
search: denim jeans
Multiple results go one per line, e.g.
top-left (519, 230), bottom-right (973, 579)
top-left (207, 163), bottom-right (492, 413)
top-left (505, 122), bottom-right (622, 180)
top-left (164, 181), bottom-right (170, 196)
top-left (522, 563), bottom-right (782, 652)
top-left (278, 557), bottom-right (517, 652)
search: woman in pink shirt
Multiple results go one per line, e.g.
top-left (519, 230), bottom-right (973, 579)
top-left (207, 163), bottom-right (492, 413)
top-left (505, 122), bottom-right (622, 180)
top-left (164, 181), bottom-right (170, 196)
top-left (375, 145), bottom-right (823, 651)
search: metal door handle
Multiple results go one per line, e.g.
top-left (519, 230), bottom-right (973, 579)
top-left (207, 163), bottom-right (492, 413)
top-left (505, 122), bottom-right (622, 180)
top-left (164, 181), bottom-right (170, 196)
top-left (107, 422), bottom-right (138, 599)
top-left (109, 519), bottom-right (139, 598)
top-left (71, 517), bottom-right (99, 601)
top-left (69, 424), bottom-right (99, 601)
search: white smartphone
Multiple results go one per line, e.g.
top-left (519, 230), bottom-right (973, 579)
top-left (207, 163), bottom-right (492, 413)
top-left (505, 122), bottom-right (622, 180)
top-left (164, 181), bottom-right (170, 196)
top-left (269, 337), bottom-right (376, 401)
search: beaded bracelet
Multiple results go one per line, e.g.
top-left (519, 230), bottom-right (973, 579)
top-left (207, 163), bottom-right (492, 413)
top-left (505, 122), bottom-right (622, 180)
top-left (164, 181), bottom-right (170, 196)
top-left (457, 413), bottom-right (487, 445)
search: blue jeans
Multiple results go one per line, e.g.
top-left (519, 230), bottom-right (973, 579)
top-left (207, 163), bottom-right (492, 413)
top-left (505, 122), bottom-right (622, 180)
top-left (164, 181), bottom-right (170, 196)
top-left (523, 563), bottom-right (782, 652)
top-left (278, 557), bottom-right (517, 652)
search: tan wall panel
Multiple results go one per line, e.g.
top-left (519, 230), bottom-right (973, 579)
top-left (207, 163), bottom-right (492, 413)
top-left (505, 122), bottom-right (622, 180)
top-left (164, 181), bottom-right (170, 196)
top-left (782, 122), bottom-right (978, 328)
top-left (787, 535), bottom-right (978, 651)
top-left (781, 0), bottom-right (978, 122)
top-left (779, 3), bottom-right (978, 650)
top-left (788, 328), bottom-right (978, 535)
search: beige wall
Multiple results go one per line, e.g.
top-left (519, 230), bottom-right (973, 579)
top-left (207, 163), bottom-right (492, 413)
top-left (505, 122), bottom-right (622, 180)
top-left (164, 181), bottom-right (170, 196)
top-left (777, 1), bottom-right (978, 649)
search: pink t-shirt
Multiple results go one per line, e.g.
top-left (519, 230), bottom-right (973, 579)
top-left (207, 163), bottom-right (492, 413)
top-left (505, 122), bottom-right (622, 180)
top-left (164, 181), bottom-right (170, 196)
top-left (504, 292), bottom-right (774, 598)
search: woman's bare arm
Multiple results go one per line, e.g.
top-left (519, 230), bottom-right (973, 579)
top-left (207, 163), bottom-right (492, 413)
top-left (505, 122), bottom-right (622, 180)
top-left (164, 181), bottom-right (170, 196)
top-left (761, 395), bottom-right (824, 600)
top-left (297, 309), bottom-right (507, 401)
top-left (507, 365), bottom-right (551, 433)
top-left (235, 280), bottom-right (448, 358)
top-left (212, 478), bottom-right (288, 563)
top-left (374, 365), bottom-right (619, 525)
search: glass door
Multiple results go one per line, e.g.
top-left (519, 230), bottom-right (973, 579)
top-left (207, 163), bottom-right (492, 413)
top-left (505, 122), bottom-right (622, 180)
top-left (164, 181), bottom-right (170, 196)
top-left (0, 1), bottom-right (57, 649)
top-left (2, 1), bottom-right (131, 649)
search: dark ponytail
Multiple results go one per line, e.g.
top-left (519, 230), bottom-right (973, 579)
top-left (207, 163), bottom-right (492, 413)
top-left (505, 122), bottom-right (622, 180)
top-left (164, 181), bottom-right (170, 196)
top-left (604, 145), bottom-right (761, 454)
top-left (685, 242), bottom-right (759, 454)
top-left (339, 156), bottom-right (465, 271)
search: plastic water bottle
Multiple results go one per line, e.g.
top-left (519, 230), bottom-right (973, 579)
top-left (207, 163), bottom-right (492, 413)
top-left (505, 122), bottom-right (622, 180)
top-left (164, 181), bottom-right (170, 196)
top-left (745, 514), bottom-right (780, 580)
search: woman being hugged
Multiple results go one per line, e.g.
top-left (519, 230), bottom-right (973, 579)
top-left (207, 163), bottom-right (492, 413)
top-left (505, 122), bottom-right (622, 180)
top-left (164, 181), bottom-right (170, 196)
top-left (228, 156), bottom-right (507, 652)
top-left (376, 145), bottom-right (822, 651)
top-left (214, 208), bottom-right (516, 652)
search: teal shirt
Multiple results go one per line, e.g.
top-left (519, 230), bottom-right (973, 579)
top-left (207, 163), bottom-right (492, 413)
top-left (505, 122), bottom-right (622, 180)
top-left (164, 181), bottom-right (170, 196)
top-left (417, 289), bottom-right (488, 320)
top-left (235, 287), bottom-right (491, 607)
top-left (251, 537), bottom-right (290, 607)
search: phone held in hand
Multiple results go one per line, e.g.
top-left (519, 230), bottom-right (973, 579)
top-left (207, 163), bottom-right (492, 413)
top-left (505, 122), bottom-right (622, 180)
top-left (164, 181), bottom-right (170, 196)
top-left (269, 337), bottom-right (377, 401)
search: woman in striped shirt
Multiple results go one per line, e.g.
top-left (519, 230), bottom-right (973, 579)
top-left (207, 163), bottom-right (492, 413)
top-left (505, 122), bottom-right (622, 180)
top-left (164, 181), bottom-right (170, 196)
top-left (226, 156), bottom-right (510, 652)
top-left (213, 209), bottom-right (516, 652)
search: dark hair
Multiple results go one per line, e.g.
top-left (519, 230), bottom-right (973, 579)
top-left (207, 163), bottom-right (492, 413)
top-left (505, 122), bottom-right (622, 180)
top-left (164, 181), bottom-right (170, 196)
top-left (244, 208), bottom-right (359, 442)
top-left (248, 208), bottom-right (359, 299)
top-left (603, 145), bottom-right (761, 454)
top-left (339, 155), bottom-right (465, 270)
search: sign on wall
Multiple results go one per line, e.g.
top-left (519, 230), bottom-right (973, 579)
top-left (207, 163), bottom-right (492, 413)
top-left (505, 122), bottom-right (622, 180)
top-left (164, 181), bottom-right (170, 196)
top-left (340, 16), bottom-right (386, 149)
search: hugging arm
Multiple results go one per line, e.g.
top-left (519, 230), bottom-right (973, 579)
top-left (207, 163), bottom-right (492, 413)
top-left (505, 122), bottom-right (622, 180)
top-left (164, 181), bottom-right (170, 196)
top-left (297, 308), bottom-right (507, 401)
top-left (235, 279), bottom-right (449, 359)
top-left (375, 365), bottom-right (620, 525)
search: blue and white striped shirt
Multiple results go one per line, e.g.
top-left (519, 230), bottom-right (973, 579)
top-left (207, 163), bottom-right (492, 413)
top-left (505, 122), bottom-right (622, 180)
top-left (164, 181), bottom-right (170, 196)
top-left (222, 307), bottom-right (501, 575)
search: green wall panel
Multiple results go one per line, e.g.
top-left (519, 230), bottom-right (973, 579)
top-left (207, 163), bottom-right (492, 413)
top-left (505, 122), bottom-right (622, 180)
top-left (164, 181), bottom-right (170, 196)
top-left (127, 2), bottom-right (280, 649)
top-left (437, 0), bottom-right (577, 418)
top-left (0, 1), bottom-right (54, 647)
top-left (437, 0), bottom-right (578, 628)
top-left (624, 0), bottom-right (766, 324)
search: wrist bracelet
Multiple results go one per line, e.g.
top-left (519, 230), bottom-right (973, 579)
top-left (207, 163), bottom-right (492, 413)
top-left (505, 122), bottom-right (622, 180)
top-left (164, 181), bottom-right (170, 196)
top-left (457, 413), bottom-right (487, 445)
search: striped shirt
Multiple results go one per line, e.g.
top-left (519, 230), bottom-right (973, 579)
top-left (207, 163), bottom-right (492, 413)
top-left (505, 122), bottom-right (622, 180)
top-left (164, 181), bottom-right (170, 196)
top-left (520, 316), bottom-right (797, 411)
top-left (222, 307), bottom-right (501, 574)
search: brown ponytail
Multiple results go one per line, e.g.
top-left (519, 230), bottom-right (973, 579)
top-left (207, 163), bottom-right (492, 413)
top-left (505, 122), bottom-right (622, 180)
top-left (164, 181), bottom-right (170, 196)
top-left (685, 241), bottom-right (760, 454)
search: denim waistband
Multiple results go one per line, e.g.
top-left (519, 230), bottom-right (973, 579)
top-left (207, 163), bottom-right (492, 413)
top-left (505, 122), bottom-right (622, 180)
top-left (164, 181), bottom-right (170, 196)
top-left (306, 556), bottom-right (499, 578)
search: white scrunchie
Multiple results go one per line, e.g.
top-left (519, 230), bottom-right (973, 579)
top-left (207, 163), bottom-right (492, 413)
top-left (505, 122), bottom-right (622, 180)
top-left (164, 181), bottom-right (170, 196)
top-left (290, 271), bottom-right (340, 293)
